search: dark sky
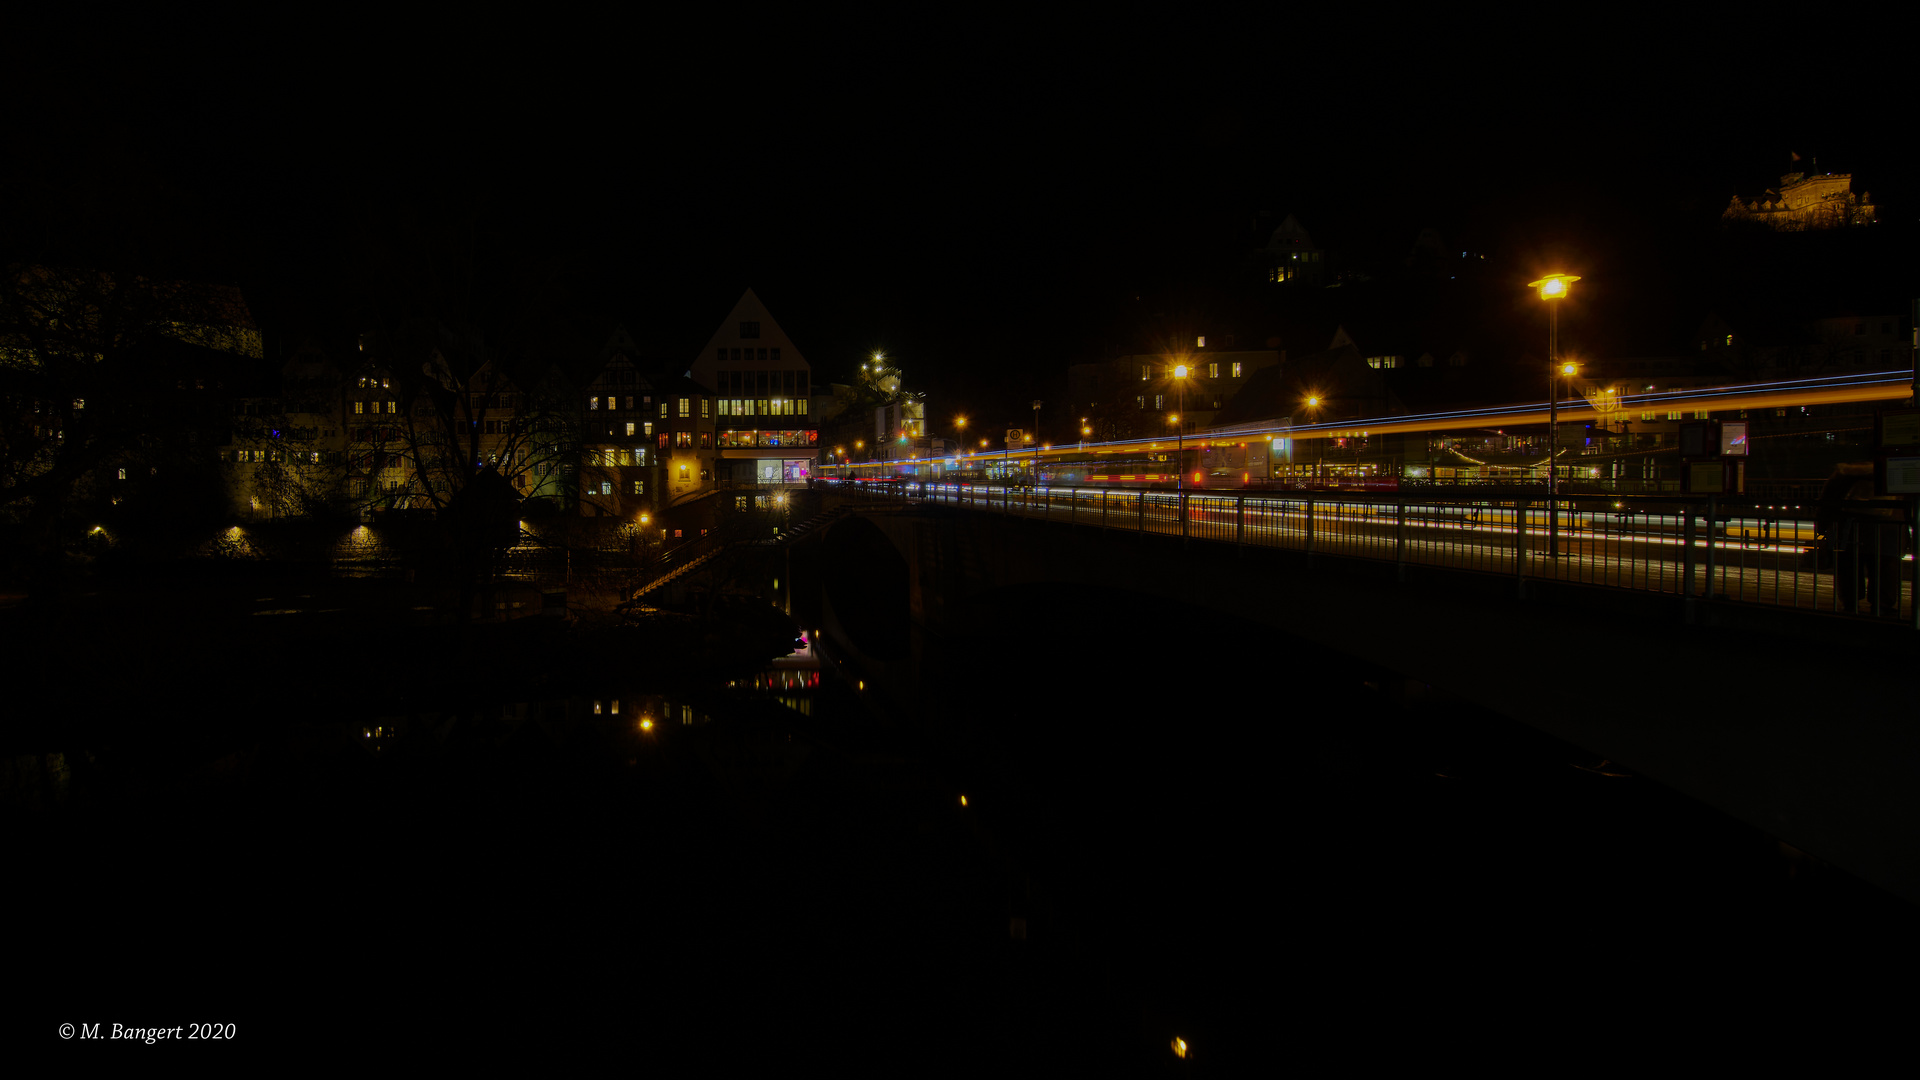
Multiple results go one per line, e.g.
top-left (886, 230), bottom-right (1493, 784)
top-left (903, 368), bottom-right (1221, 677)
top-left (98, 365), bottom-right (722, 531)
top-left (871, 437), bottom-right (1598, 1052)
top-left (6, 26), bottom-right (1912, 433)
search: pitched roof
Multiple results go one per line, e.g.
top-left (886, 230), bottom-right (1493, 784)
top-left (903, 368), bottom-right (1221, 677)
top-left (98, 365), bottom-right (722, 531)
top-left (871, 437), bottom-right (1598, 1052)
top-left (686, 289), bottom-right (809, 385)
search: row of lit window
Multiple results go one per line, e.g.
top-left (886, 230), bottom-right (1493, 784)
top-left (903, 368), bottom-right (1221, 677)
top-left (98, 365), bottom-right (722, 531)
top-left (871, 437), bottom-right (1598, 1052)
top-left (585, 448), bottom-right (650, 467)
top-left (714, 366), bottom-right (806, 397)
top-left (1139, 363), bottom-right (1243, 380)
top-left (717, 399), bottom-right (807, 417)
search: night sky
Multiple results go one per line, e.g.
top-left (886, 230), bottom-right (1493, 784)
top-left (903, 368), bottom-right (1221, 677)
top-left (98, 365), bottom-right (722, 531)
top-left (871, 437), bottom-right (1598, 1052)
top-left (7, 29), bottom-right (1913, 431)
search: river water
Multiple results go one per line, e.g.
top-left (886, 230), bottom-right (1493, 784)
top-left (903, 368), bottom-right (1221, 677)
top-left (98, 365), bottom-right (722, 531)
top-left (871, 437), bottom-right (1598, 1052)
top-left (7, 561), bottom-right (1913, 1065)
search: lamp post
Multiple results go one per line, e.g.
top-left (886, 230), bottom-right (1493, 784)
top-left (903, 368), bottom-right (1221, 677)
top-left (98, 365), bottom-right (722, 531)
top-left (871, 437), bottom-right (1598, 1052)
top-left (1173, 364), bottom-right (1189, 490)
top-left (1030, 400), bottom-right (1042, 488)
top-left (1528, 273), bottom-right (1580, 558)
top-left (1304, 395), bottom-right (1322, 486)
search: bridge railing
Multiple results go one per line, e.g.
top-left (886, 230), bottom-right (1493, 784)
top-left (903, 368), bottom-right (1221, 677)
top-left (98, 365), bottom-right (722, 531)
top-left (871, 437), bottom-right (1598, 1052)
top-left (822, 479), bottom-right (1916, 628)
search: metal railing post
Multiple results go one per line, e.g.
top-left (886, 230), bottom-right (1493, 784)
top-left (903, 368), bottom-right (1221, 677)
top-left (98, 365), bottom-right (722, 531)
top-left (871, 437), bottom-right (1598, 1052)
top-left (1236, 494), bottom-right (1245, 553)
top-left (1395, 497), bottom-right (1406, 581)
top-left (1704, 496), bottom-right (1717, 599)
top-left (1305, 494), bottom-right (1315, 565)
top-left (1683, 505), bottom-right (1697, 598)
top-left (1515, 499), bottom-right (1528, 596)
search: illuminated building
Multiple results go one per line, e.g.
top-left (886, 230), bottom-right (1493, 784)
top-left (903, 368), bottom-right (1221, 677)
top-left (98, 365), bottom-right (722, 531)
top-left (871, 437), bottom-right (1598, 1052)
top-left (1723, 165), bottom-right (1876, 230)
top-left (1068, 340), bottom-right (1282, 442)
top-left (579, 327), bottom-right (658, 519)
top-left (686, 289), bottom-right (820, 488)
top-left (1256, 213), bottom-right (1328, 286)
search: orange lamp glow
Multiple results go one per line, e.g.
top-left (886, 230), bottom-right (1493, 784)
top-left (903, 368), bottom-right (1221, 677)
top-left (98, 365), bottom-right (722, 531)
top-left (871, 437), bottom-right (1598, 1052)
top-left (1528, 273), bottom-right (1580, 298)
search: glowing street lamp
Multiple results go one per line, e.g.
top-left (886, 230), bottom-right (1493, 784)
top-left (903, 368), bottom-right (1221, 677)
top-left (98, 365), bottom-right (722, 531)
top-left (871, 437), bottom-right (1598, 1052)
top-left (1528, 273), bottom-right (1580, 557)
top-left (1302, 394), bottom-right (1323, 484)
top-left (1172, 364), bottom-right (1190, 534)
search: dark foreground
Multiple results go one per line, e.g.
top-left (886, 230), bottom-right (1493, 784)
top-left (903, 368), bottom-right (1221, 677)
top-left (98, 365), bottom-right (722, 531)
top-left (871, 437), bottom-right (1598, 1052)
top-left (8, 570), bottom-right (1916, 1067)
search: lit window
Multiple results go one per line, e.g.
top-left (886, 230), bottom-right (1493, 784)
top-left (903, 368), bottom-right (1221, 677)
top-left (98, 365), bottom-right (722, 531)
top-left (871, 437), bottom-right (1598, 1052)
top-left (1155, 395), bottom-right (1165, 410)
top-left (1196, 336), bottom-right (1205, 348)
top-left (1137, 396), bottom-right (1146, 409)
top-left (678, 465), bottom-right (689, 480)
top-left (644, 422), bottom-right (653, 436)
top-left (600, 481), bottom-right (612, 495)
top-left (594, 701), bottom-right (603, 714)
top-left (701, 398), bottom-right (710, 418)
top-left (590, 397), bottom-right (599, 410)
top-left (1641, 412), bottom-right (1656, 422)
top-left (1141, 365), bottom-right (1150, 381)
top-left (387, 401), bottom-right (396, 413)
top-left (354, 402), bottom-right (364, 415)
top-left (1232, 363), bottom-right (1242, 377)
top-left (611, 700), bottom-right (620, 714)
top-left (659, 403), bottom-right (667, 418)
top-left (1667, 411), bottom-right (1683, 421)
top-left (1694, 410), bottom-right (1710, 419)
top-left (73, 398), bottom-right (84, 409)
top-left (1208, 363), bottom-right (1218, 378)
top-left (679, 398), bottom-right (690, 418)
top-left (632, 480), bottom-right (644, 494)
top-left (117, 468), bottom-right (126, 479)
top-left (627, 422), bottom-right (636, 436)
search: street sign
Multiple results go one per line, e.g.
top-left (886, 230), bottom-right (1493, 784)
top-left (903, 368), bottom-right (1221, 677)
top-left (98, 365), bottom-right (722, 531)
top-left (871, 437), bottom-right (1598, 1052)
top-left (1877, 456), bottom-right (1920, 495)
top-left (1877, 409), bottom-right (1920, 450)
top-left (1678, 420), bottom-right (1721, 459)
top-left (1682, 459), bottom-right (1745, 494)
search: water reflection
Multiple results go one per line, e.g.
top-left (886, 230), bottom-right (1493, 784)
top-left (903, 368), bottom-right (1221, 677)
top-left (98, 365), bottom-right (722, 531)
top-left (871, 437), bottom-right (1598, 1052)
top-left (728, 628), bottom-right (824, 716)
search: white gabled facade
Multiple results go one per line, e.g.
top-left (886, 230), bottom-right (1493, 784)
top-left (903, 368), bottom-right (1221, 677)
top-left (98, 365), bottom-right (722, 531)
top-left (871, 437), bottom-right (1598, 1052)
top-left (688, 289), bottom-right (821, 486)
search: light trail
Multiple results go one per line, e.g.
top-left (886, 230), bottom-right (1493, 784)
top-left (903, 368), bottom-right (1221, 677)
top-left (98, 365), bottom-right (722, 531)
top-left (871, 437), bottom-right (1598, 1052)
top-left (827, 369), bottom-right (1914, 472)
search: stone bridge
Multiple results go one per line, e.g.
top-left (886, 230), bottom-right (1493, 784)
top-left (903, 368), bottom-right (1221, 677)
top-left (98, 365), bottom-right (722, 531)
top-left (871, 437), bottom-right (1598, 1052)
top-left (786, 492), bottom-right (1920, 904)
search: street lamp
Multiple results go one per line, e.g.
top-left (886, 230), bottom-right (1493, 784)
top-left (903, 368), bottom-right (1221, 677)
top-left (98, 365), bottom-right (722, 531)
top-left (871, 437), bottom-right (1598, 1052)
top-left (1030, 400), bottom-right (1042, 487)
top-left (1303, 394), bottom-right (1322, 485)
top-left (1528, 273), bottom-right (1581, 557)
top-left (1172, 364), bottom-right (1189, 505)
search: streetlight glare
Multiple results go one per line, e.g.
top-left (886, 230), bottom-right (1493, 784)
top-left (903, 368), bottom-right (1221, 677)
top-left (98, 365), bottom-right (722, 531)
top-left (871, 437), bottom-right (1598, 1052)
top-left (1562, 363), bottom-right (1577, 376)
top-left (1174, 364), bottom-right (1188, 378)
top-left (1307, 396), bottom-right (1319, 407)
top-left (1527, 273), bottom-right (1580, 299)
